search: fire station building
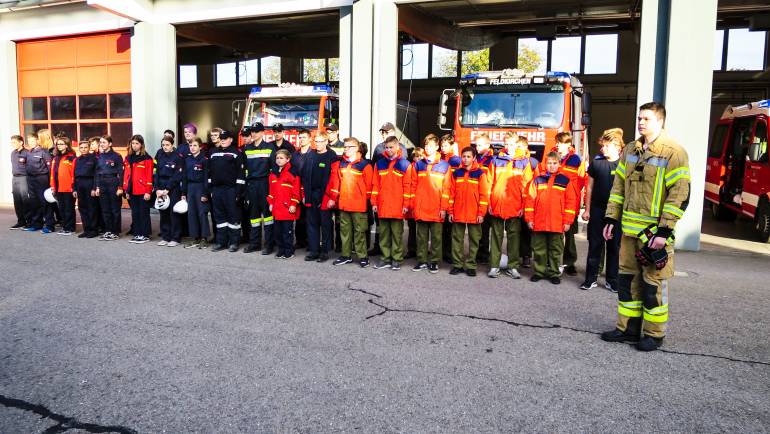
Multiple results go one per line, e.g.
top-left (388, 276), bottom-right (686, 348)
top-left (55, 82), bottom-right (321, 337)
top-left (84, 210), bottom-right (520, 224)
top-left (1, 0), bottom-right (769, 250)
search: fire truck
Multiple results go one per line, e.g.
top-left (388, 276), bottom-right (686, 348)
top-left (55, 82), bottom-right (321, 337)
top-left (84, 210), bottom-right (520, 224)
top-left (437, 69), bottom-right (591, 160)
top-left (235, 83), bottom-right (338, 147)
top-left (705, 99), bottom-right (770, 242)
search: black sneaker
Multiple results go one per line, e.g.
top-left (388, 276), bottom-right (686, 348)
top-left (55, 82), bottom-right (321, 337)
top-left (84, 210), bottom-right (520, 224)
top-left (10, 223), bottom-right (25, 230)
top-left (211, 244), bottom-right (228, 252)
top-left (261, 247), bottom-right (274, 255)
top-left (390, 261), bottom-right (401, 271)
top-left (333, 256), bottom-right (353, 266)
top-left (449, 267), bottom-right (464, 275)
top-left (275, 253), bottom-right (286, 259)
top-left (549, 276), bottom-right (561, 285)
top-left (284, 253), bottom-right (295, 259)
top-left (412, 262), bottom-right (428, 272)
top-left (465, 269), bottom-right (477, 277)
top-left (243, 244), bottom-right (260, 253)
top-left (77, 232), bottom-right (88, 238)
top-left (359, 257), bottom-right (370, 268)
top-left (605, 282), bottom-right (618, 293)
top-left (428, 263), bottom-right (439, 274)
top-left (564, 265), bottom-right (578, 276)
top-left (305, 253), bottom-right (320, 261)
top-left (317, 253), bottom-right (329, 263)
top-left (372, 259), bottom-right (391, 269)
top-left (530, 275), bottom-right (543, 282)
top-left (580, 281), bottom-right (598, 290)
top-left (636, 335), bottom-right (664, 351)
top-left (600, 328), bottom-right (640, 343)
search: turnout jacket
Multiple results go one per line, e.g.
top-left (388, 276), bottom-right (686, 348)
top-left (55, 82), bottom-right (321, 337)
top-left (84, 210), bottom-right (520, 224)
top-left (244, 140), bottom-right (276, 180)
top-left (448, 162), bottom-right (489, 224)
top-left (605, 130), bottom-right (690, 241)
top-left (371, 150), bottom-right (412, 219)
top-left (525, 171), bottom-right (578, 233)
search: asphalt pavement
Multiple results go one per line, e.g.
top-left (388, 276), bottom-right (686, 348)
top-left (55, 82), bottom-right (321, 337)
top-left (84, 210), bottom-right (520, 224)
top-left (0, 208), bottom-right (768, 433)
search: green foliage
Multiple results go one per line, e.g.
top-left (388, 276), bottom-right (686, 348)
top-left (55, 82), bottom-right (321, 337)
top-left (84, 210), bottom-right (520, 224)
top-left (517, 46), bottom-right (543, 74)
top-left (461, 48), bottom-right (490, 76)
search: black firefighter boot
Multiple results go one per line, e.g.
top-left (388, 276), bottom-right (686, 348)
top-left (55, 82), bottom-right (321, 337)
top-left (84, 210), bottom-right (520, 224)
top-left (228, 227), bottom-right (240, 252)
top-left (601, 317), bottom-right (641, 343)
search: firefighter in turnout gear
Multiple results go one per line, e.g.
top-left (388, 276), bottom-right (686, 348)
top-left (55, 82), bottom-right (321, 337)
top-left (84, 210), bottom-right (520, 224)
top-left (243, 123), bottom-right (277, 254)
top-left (600, 102), bottom-right (690, 352)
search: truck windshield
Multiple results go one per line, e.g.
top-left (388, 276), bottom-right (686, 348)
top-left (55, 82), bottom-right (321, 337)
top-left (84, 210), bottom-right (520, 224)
top-left (460, 88), bottom-right (565, 128)
top-left (246, 99), bottom-right (320, 128)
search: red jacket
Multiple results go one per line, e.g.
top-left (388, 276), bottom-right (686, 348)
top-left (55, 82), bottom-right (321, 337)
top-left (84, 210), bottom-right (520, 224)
top-left (122, 154), bottom-right (154, 195)
top-left (371, 152), bottom-right (412, 219)
top-left (323, 157), bottom-right (373, 213)
top-left (448, 162), bottom-right (489, 224)
top-left (268, 162), bottom-right (302, 221)
top-left (524, 172), bottom-right (578, 232)
top-left (50, 152), bottom-right (75, 193)
top-left (488, 154), bottom-right (528, 219)
top-left (410, 156), bottom-right (451, 222)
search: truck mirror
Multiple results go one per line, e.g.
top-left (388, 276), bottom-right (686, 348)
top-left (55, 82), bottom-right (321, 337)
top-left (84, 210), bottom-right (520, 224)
top-left (582, 91), bottom-right (592, 114)
top-left (232, 100), bottom-right (245, 128)
top-left (437, 89), bottom-right (455, 131)
top-left (582, 113), bottom-right (592, 127)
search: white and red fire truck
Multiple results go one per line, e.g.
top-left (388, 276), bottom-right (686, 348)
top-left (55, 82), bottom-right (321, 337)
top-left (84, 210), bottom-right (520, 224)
top-left (437, 69), bottom-right (592, 160)
top-left (236, 83), bottom-right (338, 148)
top-left (705, 99), bottom-right (770, 241)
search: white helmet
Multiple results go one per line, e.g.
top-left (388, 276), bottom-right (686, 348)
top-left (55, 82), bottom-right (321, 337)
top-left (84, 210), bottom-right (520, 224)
top-left (44, 188), bottom-right (57, 203)
top-left (173, 199), bottom-right (188, 214)
top-left (154, 195), bottom-right (170, 210)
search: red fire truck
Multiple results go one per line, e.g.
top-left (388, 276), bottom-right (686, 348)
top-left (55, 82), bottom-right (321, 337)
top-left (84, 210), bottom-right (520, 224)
top-left (437, 69), bottom-right (591, 160)
top-left (705, 99), bottom-right (770, 242)
top-left (236, 83), bottom-right (338, 147)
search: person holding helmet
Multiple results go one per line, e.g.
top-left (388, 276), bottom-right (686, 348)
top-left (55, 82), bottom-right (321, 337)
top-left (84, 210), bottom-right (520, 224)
top-left (154, 135), bottom-right (185, 247)
top-left (182, 138), bottom-right (211, 249)
top-left (209, 130), bottom-right (246, 252)
top-left (23, 131), bottom-right (54, 233)
top-left (600, 102), bottom-right (690, 352)
top-left (243, 122), bottom-right (277, 254)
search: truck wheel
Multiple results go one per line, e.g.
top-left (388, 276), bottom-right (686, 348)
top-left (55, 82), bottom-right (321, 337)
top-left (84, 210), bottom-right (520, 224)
top-left (711, 202), bottom-right (737, 221)
top-left (756, 201), bottom-right (770, 243)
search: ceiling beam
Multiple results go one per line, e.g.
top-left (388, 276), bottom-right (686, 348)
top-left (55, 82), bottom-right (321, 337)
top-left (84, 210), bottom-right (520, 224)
top-left (398, 5), bottom-right (500, 51)
top-left (175, 24), bottom-right (339, 58)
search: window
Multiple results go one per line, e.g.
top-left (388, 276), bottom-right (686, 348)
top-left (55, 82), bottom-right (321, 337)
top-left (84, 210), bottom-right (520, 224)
top-left (431, 46), bottom-right (457, 78)
top-left (328, 58), bottom-right (340, 81)
top-left (517, 38), bottom-right (548, 74)
top-left (179, 65), bottom-right (197, 88)
top-left (461, 48), bottom-right (490, 76)
top-left (238, 59), bottom-right (259, 85)
top-left (460, 88), bottom-right (565, 128)
top-left (708, 124), bottom-right (729, 158)
top-left (726, 28), bottom-right (766, 71)
top-left (303, 58), bottom-right (326, 82)
top-left (260, 56), bottom-right (281, 84)
top-left (216, 62), bottom-right (237, 87)
top-left (713, 30), bottom-right (725, 71)
top-left (550, 36), bottom-right (581, 74)
top-left (750, 120), bottom-right (768, 163)
top-left (402, 43), bottom-right (428, 79)
top-left (584, 34), bottom-right (618, 74)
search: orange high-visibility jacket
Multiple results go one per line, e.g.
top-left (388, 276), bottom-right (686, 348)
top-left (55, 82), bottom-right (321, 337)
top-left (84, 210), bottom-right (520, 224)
top-left (122, 154), bottom-right (154, 195)
top-left (476, 149), bottom-right (495, 176)
top-left (448, 162), bottom-right (489, 224)
top-left (410, 157), bottom-right (451, 222)
top-left (488, 154), bottom-right (529, 219)
top-left (50, 152), bottom-right (75, 193)
top-left (524, 172), bottom-right (578, 232)
top-left (442, 152), bottom-right (462, 172)
top-left (324, 157), bottom-right (373, 213)
top-left (371, 152), bottom-right (412, 219)
top-left (540, 150), bottom-right (586, 193)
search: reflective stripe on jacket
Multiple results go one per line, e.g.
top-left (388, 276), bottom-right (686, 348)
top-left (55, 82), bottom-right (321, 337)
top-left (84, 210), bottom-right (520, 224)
top-left (524, 172), bottom-right (578, 232)
top-left (448, 162), bottom-right (489, 224)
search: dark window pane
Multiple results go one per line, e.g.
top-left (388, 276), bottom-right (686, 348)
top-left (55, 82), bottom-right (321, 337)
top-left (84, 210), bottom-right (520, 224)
top-left (110, 123), bottom-right (133, 148)
top-left (23, 123), bottom-right (49, 139)
top-left (22, 97), bottom-right (48, 121)
top-left (79, 95), bottom-right (107, 119)
top-left (50, 96), bottom-right (76, 120)
top-left (51, 123), bottom-right (77, 141)
top-left (109, 93), bottom-right (132, 118)
top-left (80, 123), bottom-right (108, 142)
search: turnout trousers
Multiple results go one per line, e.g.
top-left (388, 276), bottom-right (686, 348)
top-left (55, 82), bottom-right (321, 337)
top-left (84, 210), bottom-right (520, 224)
top-left (616, 235), bottom-right (673, 339)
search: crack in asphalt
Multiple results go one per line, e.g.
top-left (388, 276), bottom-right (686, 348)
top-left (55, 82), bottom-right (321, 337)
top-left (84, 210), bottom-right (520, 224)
top-left (346, 284), bottom-right (770, 368)
top-left (0, 394), bottom-right (138, 434)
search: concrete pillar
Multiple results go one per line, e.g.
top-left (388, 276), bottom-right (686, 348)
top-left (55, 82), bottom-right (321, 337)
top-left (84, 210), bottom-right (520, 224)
top-left (342, 0), bottom-right (398, 154)
top-left (0, 40), bottom-right (20, 206)
top-left (338, 6), bottom-right (353, 139)
top-left (662, 0), bottom-right (718, 251)
top-left (635, 0), bottom-right (717, 251)
top-left (131, 22), bottom-right (177, 155)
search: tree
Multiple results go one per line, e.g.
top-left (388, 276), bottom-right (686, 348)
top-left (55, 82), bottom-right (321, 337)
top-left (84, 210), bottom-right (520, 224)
top-left (461, 48), bottom-right (490, 76)
top-left (517, 46), bottom-right (543, 74)
top-left (303, 58), bottom-right (326, 83)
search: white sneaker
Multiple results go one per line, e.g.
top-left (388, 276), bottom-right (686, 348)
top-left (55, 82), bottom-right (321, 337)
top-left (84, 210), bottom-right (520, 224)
top-left (167, 241), bottom-right (179, 247)
top-left (157, 240), bottom-right (168, 246)
top-left (487, 268), bottom-right (500, 278)
top-left (134, 236), bottom-right (149, 244)
top-left (505, 268), bottom-right (521, 279)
